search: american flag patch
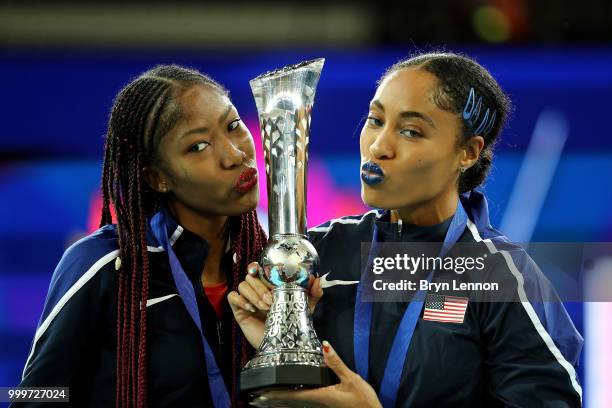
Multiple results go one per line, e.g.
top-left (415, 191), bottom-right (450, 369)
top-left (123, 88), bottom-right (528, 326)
top-left (423, 294), bottom-right (468, 324)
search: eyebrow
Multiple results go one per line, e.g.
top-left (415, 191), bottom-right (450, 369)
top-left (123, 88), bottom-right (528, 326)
top-left (371, 99), bottom-right (436, 129)
top-left (179, 105), bottom-right (234, 140)
top-left (218, 104), bottom-right (233, 124)
top-left (180, 126), bottom-right (209, 139)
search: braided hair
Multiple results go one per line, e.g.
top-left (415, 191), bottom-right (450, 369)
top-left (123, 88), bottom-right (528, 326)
top-left (100, 64), bottom-right (266, 407)
top-left (381, 52), bottom-right (512, 193)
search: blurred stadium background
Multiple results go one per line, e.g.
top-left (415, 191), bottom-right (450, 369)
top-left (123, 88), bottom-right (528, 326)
top-left (1, 1), bottom-right (611, 406)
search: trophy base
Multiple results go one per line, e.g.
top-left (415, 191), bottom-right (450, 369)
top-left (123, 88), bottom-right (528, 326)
top-left (240, 364), bottom-right (335, 395)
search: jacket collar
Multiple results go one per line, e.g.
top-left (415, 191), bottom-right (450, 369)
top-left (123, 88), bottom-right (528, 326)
top-left (372, 189), bottom-right (493, 242)
top-left (375, 210), bottom-right (452, 242)
top-left (147, 207), bottom-right (234, 283)
top-left (146, 208), bottom-right (183, 251)
top-left (460, 189), bottom-right (501, 239)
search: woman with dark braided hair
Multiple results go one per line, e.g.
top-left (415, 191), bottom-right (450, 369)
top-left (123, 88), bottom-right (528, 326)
top-left (16, 65), bottom-right (267, 407)
top-left (234, 52), bottom-right (583, 407)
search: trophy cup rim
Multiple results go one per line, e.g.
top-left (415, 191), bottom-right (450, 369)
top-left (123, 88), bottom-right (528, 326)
top-left (249, 58), bottom-right (325, 84)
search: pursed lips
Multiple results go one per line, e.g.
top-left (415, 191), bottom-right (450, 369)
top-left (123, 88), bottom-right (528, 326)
top-left (361, 161), bottom-right (385, 186)
top-left (233, 167), bottom-right (258, 193)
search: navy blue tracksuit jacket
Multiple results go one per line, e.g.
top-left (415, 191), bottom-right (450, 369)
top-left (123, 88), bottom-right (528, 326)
top-left (308, 190), bottom-right (583, 407)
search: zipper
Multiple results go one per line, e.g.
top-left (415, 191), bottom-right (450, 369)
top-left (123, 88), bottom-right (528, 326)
top-left (216, 320), bottom-right (224, 345)
top-left (397, 218), bottom-right (403, 237)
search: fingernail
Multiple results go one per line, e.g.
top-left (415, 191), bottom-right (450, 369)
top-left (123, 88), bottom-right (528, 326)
top-left (248, 265), bottom-right (258, 275)
top-left (258, 300), bottom-right (269, 310)
top-left (263, 293), bottom-right (273, 304)
top-left (245, 303), bottom-right (257, 313)
top-left (322, 340), bottom-right (331, 354)
top-left (252, 395), bottom-right (268, 406)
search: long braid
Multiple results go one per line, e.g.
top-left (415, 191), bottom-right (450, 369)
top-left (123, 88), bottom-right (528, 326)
top-left (100, 64), bottom-right (248, 407)
top-left (135, 153), bottom-right (150, 407)
top-left (104, 78), bottom-right (167, 407)
top-left (100, 139), bottom-right (113, 227)
top-left (229, 210), bottom-right (267, 406)
top-left (113, 79), bottom-right (163, 407)
top-left (126, 84), bottom-right (162, 408)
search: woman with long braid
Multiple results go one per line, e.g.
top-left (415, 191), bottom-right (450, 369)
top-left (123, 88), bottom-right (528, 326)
top-left (16, 65), bottom-right (267, 407)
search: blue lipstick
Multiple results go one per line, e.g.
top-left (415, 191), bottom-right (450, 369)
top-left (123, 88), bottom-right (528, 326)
top-left (361, 161), bottom-right (385, 186)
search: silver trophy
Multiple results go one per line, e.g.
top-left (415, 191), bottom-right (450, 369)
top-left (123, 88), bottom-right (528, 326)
top-left (240, 58), bottom-right (332, 393)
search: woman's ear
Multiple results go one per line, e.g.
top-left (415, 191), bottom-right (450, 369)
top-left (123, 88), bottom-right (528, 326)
top-left (143, 166), bottom-right (170, 193)
top-left (459, 135), bottom-right (485, 170)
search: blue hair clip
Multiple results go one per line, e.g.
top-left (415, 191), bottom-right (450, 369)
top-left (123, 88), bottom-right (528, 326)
top-left (462, 87), bottom-right (496, 136)
top-left (482, 110), bottom-right (497, 136)
top-left (462, 88), bottom-right (477, 123)
top-left (463, 87), bottom-right (483, 128)
top-left (474, 108), bottom-right (490, 135)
